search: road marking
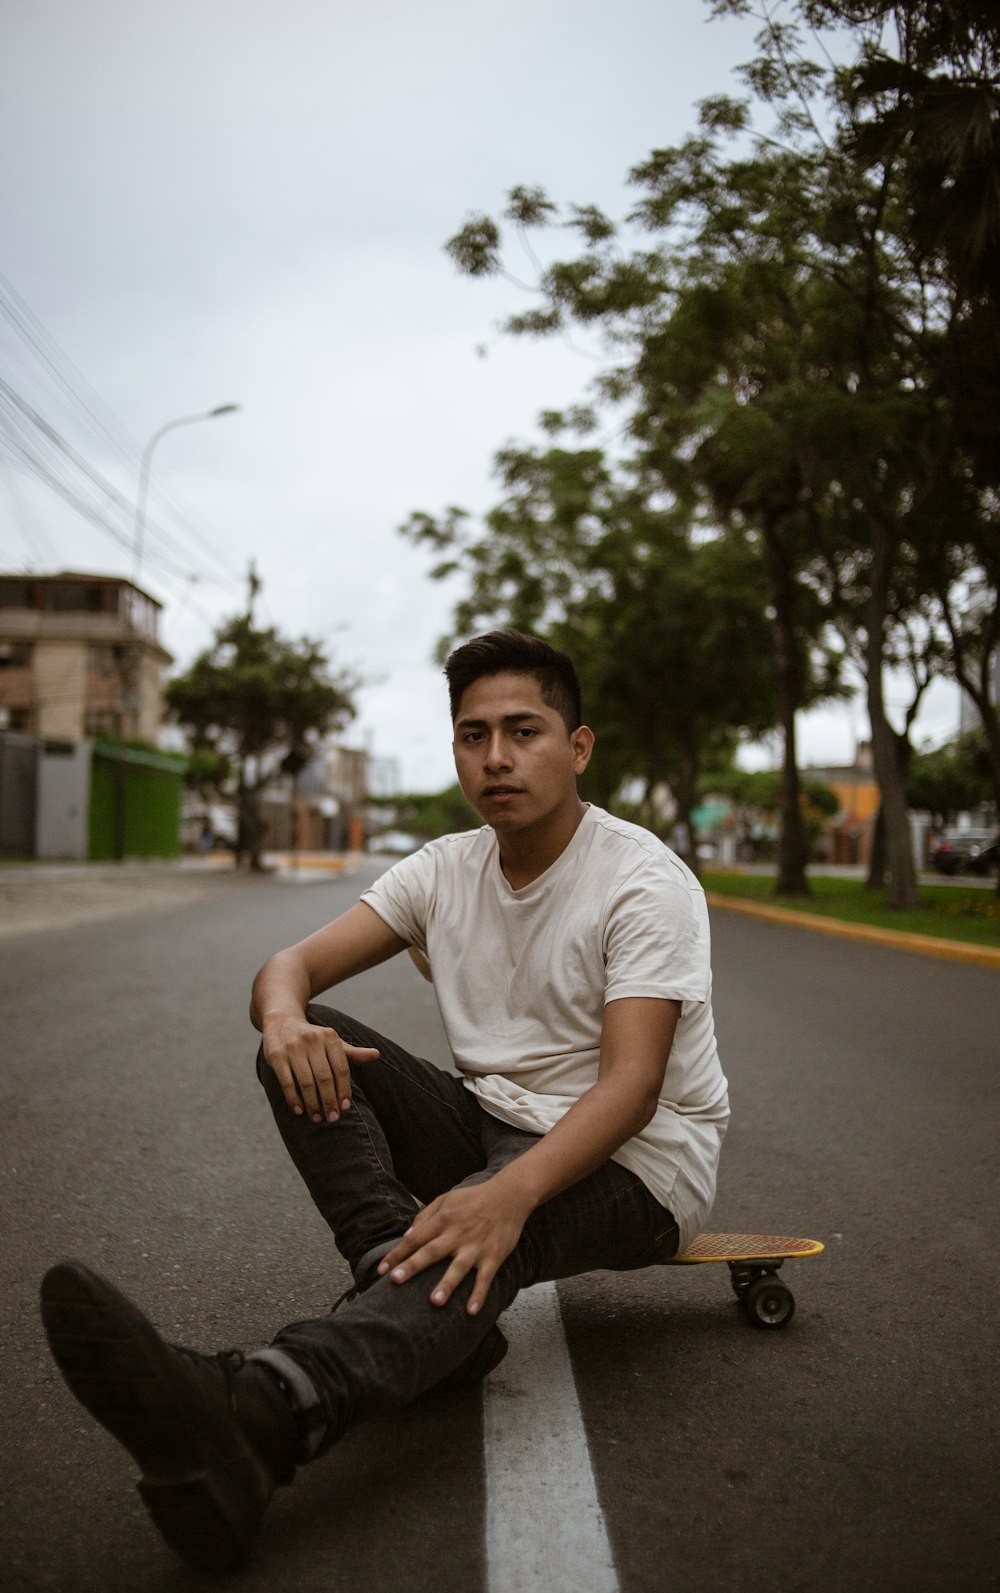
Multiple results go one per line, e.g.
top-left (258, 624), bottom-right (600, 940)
top-left (483, 1282), bottom-right (619, 1593)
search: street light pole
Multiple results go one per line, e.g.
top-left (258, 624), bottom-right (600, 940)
top-left (132, 403), bottom-right (239, 585)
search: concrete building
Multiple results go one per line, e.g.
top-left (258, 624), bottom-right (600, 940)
top-left (0, 572), bottom-right (172, 744)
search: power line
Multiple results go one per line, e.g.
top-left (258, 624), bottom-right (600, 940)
top-left (0, 443), bottom-right (61, 565)
top-left (0, 377), bottom-right (232, 585)
top-left (0, 271), bottom-right (241, 577)
top-left (0, 401), bottom-right (237, 635)
top-left (0, 271), bottom-right (243, 584)
top-left (0, 428), bottom-right (200, 584)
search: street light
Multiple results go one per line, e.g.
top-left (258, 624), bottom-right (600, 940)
top-left (132, 403), bottom-right (240, 585)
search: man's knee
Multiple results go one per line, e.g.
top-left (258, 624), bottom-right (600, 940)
top-left (305, 1001), bottom-right (342, 1030)
top-left (255, 1007), bottom-right (366, 1093)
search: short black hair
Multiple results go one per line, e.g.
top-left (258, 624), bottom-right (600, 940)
top-left (444, 629), bottom-right (582, 733)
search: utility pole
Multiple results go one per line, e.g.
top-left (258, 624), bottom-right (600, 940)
top-left (246, 560), bottom-right (261, 622)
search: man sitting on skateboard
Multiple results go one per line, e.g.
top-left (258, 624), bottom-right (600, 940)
top-left (40, 629), bottom-right (729, 1572)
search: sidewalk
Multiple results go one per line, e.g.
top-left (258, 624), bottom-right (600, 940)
top-left (0, 851), bottom-right (362, 938)
top-left (188, 849), bottom-right (363, 880)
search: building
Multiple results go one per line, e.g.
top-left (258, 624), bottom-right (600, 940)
top-left (0, 572), bottom-right (172, 743)
top-left (267, 742), bottom-right (373, 854)
top-left (804, 742), bottom-right (881, 864)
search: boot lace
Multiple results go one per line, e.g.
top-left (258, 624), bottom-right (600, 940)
top-left (175, 1345), bottom-right (247, 1409)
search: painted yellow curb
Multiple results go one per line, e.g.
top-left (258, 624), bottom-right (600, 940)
top-left (705, 892), bottom-right (1000, 970)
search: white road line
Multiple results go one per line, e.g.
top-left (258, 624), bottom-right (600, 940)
top-left (483, 1282), bottom-right (620, 1593)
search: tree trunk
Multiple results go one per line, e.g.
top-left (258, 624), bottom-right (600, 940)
top-left (866, 804), bottom-right (886, 888)
top-left (763, 524), bottom-right (810, 895)
top-left (986, 711), bottom-right (1000, 899)
top-left (672, 748), bottom-right (701, 880)
top-left (866, 730), bottom-right (912, 889)
top-left (237, 784), bottom-right (267, 872)
top-left (950, 666), bottom-right (1000, 897)
top-left (863, 572), bottom-right (918, 909)
top-left (981, 708), bottom-right (1000, 899)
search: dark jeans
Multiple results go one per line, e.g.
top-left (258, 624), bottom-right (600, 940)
top-left (257, 1004), bottom-right (678, 1445)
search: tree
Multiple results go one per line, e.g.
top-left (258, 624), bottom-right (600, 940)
top-left (907, 729), bottom-right (993, 824)
top-left (443, 0), bottom-right (1000, 907)
top-left (367, 783), bottom-right (481, 843)
top-left (815, 0), bottom-right (1000, 306)
top-left (402, 438), bottom-right (783, 868)
top-left (167, 614), bottom-right (358, 871)
top-left (446, 142), bottom-right (851, 894)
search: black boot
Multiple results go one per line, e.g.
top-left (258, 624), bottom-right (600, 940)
top-left (40, 1262), bottom-right (310, 1572)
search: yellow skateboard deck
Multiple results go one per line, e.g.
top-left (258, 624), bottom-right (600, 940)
top-left (665, 1232), bottom-right (824, 1328)
top-left (671, 1233), bottom-right (825, 1264)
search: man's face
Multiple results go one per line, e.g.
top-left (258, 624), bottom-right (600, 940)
top-left (452, 672), bottom-right (593, 834)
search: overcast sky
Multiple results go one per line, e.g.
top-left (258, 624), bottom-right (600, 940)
top-left (1, 0), bottom-right (960, 791)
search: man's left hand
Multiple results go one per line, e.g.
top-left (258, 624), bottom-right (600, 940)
top-left (378, 1181), bottom-right (530, 1315)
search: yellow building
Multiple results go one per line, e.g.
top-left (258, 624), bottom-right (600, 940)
top-left (806, 744), bottom-right (881, 864)
top-left (0, 572), bottom-right (172, 744)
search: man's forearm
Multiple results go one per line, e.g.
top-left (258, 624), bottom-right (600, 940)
top-left (249, 950), bottom-right (312, 1032)
top-left (250, 904), bottom-right (407, 1033)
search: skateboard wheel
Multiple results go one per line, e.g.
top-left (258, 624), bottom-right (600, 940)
top-left (743, 1274), bottom-right (795, 1329)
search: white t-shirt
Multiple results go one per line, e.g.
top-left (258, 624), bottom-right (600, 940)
top-left (360, 805), bottom-right (729, 1249)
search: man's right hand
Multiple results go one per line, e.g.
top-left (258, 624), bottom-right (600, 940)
top-left (261, 1015), bottom-right (379, 1123)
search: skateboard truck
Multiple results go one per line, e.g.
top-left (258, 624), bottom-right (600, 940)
top-left (727, 1260), bottom-right (795, 1328)
top-left (667, 1234), bottom-right (824, 1329)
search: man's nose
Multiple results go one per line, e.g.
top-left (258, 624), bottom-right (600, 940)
top-left (484, 733), bottom-right (512, 770)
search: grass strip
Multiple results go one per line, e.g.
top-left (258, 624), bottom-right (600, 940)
top-left (701, 870), bottom-right (1000, 949)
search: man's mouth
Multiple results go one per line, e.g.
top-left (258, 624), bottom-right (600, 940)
top-left (483, 785), bottom-right (523, 798)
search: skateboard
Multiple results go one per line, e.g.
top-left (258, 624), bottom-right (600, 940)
top-left (665, 1233), bottom-right (824, 1329)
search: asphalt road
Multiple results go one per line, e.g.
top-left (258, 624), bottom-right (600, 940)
top-left (2, 862), bottom-right (997, 1592)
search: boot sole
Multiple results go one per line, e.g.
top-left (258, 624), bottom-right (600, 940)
top-left (40, 1262), bottom-right (268, 1571)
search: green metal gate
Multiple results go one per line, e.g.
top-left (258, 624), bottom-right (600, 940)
top-left (88, 742), bottom-right (185, 861)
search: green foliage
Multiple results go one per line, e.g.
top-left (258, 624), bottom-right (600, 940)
top-left (402, 439), bottom-right (786, 855)
top-left (369, 783), bottom-right (480, 842)
top-left (709, 766), bottom-right (838, 816)
top-left (702, 868), bottom-right (1000, 948)
top-left (182, 746), bottom-right (231, 793)
top-left (813, 0), bottom-right (1000, 301)
top-left (705, 764), bottom-right (839, 855)
top-left (167, 615), bottom-right (356, 768)
top-left (445, 214), bottom-right (502, 277)
top-left (504, 186), bottom-right (558, 228)
top-left (907, 730), bottom-right (993, 819)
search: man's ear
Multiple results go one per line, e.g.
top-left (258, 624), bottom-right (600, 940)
top-left (571, 724), bottom-right (595, 775)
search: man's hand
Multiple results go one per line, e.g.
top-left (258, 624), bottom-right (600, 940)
top-left (262, 1015), bottom-right (378, 1123)
top-left (378, 1181), bottom-right (533, 1315)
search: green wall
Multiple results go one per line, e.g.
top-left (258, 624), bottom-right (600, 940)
top-left (88, 743), bottom-right (185, 861)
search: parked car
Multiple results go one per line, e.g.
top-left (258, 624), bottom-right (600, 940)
top-left (930, 829), bottom-right (998, 876)
top-left (967, 834), bottom-right (999, 877)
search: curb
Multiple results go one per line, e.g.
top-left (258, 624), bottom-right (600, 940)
top-left (705, 892), bottom-right (1000, 971)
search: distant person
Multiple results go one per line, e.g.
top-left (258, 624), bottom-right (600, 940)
top-left (40, 629), bottom-right (729, 1572)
